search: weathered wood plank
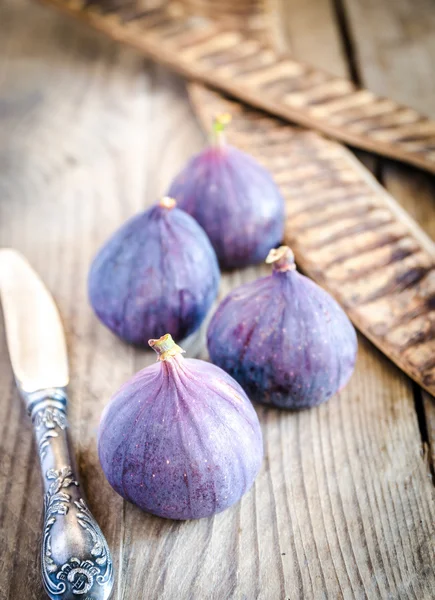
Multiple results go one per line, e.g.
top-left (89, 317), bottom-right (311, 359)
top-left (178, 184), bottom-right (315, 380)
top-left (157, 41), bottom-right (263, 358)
top-left (342, 0), bottom-right (435, 480)
top-left (271, 0), bottom-right (348, 77)
top-left (342, 0), bottom-right (435, 117)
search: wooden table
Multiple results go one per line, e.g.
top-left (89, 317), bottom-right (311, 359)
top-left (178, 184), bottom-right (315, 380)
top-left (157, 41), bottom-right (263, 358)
top-left (0, 0), bottom-right (434, 598)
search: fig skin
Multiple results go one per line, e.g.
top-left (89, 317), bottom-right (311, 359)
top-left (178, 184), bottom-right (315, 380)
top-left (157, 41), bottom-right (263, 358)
top-left (88, 198), bottom-right (220, 346)
top-left (98, 334), bottom-right (263, 520)
top-left (167, 116), bottom-right (284, 270)
top-left (207, 247), bottom-right (357, 410)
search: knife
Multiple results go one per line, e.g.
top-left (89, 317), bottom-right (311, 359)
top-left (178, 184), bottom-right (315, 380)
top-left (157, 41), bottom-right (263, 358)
top-left (0, 249), bottom-right (114, 600)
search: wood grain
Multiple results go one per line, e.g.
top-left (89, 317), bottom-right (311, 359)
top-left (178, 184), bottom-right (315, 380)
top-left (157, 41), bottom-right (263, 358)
top-left (342, 0), bottom-right (435, 118)
top-left (341, 0), bottom-right (435, 505)
top-left (37, 0), bottom-right (435, 175)
top-left (1, 1), bottom-right (435, 600)
top-left (272, 0), bottom-right (348, 77)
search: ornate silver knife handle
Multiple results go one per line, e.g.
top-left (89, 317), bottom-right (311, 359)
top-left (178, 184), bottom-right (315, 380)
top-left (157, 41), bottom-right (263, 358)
top-left (27, 389), bottom-right (114, 600)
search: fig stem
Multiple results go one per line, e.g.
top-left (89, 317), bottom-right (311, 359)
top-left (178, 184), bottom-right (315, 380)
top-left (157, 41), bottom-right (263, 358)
top-left (148, 334), bottom-right (185, 361)
top-left (159, 196), bottom-right (177, 210)
top-left (266, 246), bottom-right (297, 272)
top-left (212, 113), bottom-right (232, 146)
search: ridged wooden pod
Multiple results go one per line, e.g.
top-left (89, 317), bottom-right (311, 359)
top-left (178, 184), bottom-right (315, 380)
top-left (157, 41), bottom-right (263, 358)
top-left (41, 0), bottom-right (435, 174)
top-left (189, 84), bottom-right (435, 397)
top-left (179, 0), bottom-right (263, 18)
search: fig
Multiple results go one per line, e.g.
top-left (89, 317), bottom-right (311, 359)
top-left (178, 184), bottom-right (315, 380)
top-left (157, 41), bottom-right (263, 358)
top-left (88, 197), bottom-right (220, 346)
top-left (207, 246), bottom-right (357, 409)
top-left (98, 334), bottom-right (263, 520)
top-left (167, 114), bottom-right (285, 270)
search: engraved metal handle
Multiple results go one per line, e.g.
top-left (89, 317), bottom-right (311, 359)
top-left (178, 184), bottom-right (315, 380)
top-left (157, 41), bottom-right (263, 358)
top-left (28, 389), bottom-right (114, 600)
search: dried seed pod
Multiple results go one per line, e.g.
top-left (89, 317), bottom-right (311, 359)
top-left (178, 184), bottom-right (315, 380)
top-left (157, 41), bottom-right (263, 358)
top-left (88, 197), bottom-right (220, 346)
top-left (167, 114), bottom-right (284, 270)
top-left (98, 334), bottom-right (263, 520)
top-left (207, 246), bottom-right (357, 409)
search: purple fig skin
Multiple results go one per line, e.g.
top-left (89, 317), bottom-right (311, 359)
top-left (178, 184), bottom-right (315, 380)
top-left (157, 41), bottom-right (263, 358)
top-left (207, 247), bottom-right (357, 410)
top-left (98, 334), bottom-right (263, 520)
top-left (167, 144), bottom-right (285, 270)
top-left (88, 198), bottom-right (220, 346)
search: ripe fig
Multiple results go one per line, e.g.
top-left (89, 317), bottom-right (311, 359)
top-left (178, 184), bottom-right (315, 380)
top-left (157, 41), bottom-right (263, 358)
top-left (167, 114), bottom-right (284, 270)
top-left (88, 197), bottom-right (220, 346)
top-left (98, 334), bottom-right (263, 519)
top-left (207, 246), bottom-right (357, 409)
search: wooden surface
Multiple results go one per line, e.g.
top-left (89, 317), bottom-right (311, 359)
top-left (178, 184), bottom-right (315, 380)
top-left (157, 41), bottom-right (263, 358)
top-left (38, 0), bottom-right (435, 176)
top-left (0, 1), bottom-right (434, 600)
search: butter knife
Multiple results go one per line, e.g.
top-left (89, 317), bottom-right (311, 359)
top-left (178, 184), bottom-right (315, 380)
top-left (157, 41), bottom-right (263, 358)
top-left (0, 249), bottom-right (114, 600)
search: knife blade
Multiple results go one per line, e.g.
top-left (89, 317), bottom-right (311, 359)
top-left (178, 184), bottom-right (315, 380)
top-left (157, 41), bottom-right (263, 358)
top-left (0, 248), bottom-right (114, 600)
top-left (0, 248), bottom-right (68, 395)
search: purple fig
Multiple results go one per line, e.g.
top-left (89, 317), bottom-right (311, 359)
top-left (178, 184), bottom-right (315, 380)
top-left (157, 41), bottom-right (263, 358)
top-left (88, 197), bottom-right (220, 346)
top-left (167, 114), bottom-right (285, 270)
top-left (207, 246), bottom-right (357, 409)
top-left (98, 334), bottom-right (263, 520)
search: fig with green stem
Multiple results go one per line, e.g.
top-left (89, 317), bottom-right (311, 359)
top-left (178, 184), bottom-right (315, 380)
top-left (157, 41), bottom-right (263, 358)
top-left (168, 114), bottom-right (285, 270)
